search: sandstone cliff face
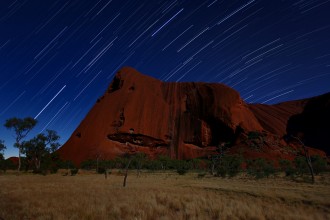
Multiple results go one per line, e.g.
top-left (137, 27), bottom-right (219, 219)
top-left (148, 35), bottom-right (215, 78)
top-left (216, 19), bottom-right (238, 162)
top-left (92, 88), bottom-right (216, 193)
top-left (58, 67), bottom-right (328, 165)
top-left (58, 67), bottom-right (263, 165)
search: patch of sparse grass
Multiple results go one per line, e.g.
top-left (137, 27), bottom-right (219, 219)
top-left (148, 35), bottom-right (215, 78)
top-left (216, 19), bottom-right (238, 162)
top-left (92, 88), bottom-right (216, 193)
top-left (0, 170), bottom-right (329, 219)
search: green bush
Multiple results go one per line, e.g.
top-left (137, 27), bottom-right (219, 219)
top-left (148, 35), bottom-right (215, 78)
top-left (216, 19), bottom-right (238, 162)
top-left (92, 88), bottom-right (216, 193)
top-left (279, 159), bottom-right (295, 177)
top-left (56, 160), bottom-right (75, 169)
top-left (190, 158), bottom-right (202, 170)
top-left (97, 167), bottom-right (106, 174)
top-left (49, 165), bottom-right (59, 174)
top-left (70, 168), bottom-right (79, 176)
top-left (197, 172), bottom-right (206, 178)
top-left (144, 160), bottom-right (162, 170)
top-left (157, 155), bottom-right (172, 170)
top-left (0, 159), bottom-right (16, 172)
top-left (294, 156), bottom-right (309, 175)
top-left (247, 158), bottom-right (275, 179)
top-left (216, 155), bottom-right (242, 178)
top-left (176, 161), bottom-right (190, 175)
top-left (177, 168), bottom-right (187, 175)
top-left (80, 160), bottom-right (96, 170)
top-left (311, 155), bottom-right (328, 174)
top-left (227, 155), bottom-right (243, 177)
top-left (217, 166), bottom-right (227, 178)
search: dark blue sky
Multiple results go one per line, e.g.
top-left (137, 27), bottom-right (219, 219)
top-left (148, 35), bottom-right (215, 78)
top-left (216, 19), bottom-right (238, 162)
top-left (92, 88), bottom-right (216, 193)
top-left (1, 0), bottom-right (330, 157)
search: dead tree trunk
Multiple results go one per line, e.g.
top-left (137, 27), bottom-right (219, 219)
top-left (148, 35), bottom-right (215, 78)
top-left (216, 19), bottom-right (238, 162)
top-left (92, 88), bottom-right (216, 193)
top-left (104, 169), bottom-right (108, 179)
top-left (137, 165), bottom-right (141, 178)
top-left (17, 147), bottom-right (21, 173)
top-left (211, 162), bottom-right (215, 175)
top-left (136, 159), bottom-right (144, 177)
top-left (96, 157), bottom-right (99, 173)
top-left (291, 135), bottom-right (315, 184)
top-left (34, 156), bottom-right (41, 171)
top-left (123, 159), bottom-right (132, 187)
top-left (210, 155), bottom-right (219, 176)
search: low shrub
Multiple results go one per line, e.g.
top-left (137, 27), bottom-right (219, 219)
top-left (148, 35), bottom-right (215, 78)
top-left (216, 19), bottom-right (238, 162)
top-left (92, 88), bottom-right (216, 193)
top-left (294, 156), bottom-right (309, 176)
top-left (0, 159), bottom-right (16, 172)
top-left (216, 155), bottom-right (242, 178)
top-left (197, 172), bottom-right (206, 178)
top-left (177, 168), bottom-right (187, 175)
top-left (247, 158), bottom-right (275, 179)
top-left (70, 168), bottom-right (79, 176)
top-left (311, 155), bottom-right (328, 174)
top-left (279, 159), bottom-right (296, 177)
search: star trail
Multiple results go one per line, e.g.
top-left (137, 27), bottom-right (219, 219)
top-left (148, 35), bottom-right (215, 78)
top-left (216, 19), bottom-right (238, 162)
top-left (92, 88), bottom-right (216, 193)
top-left (1, 0), bottom-right (330, 157)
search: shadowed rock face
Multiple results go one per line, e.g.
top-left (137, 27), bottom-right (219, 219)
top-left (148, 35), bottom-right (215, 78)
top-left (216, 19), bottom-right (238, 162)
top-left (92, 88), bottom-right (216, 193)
top-left (286, 93), bottom-right (330, 154)
top-left (248, 100), bottom-right (308, 137)
top-left (57, 67), bottom-right (328, 165)
top-left (58, 67), bottom-right (263, 165)
top-left (249, 93), bottom-right (330, 155)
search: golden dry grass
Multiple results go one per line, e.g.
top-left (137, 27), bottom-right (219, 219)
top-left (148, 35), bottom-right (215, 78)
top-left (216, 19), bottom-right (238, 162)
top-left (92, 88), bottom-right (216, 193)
top-left (0, 170), bottom-right (329, 220)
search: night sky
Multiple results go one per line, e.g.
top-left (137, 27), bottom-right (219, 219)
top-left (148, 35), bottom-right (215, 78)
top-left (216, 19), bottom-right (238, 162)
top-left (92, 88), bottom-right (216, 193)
top-left (1, 0), bottom-right (330, 158)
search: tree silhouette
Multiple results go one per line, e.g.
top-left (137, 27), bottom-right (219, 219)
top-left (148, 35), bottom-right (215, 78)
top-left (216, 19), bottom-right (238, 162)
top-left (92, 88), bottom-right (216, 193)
top-left (4, 117), bottom-right (37, 172)
top-left (22, 129), bottom-right (60, 171)
top-left (123, 154), bottom-right (132, 187)
top-left (0, 140), bottom-right (6, 160)
top-left (291, 135), bottom-right (315, 184)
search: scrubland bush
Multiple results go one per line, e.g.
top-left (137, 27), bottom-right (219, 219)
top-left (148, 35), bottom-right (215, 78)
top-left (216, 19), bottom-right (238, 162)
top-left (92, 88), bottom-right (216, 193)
top-left (247, 158), bottom-right (275, 179)
top-left (70, 168), bottom-right (79, 176)
top-left (177, 168), bottom-right (188, 175)
top-left (197, 172), bottom-right (207, 178)
top-left (311, 155), bottom-right (328, 174)
top-left (279, 159), bottom-right (295, 177)
top-left (216, 155), bottom-right (243, 178)
top-left (0, 159), bottom-right (16, 172)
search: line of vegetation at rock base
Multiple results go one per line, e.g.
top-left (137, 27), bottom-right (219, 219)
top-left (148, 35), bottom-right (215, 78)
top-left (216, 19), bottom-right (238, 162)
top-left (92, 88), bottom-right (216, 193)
top-left (81, 154), bottom-right (329, 179)
top-left (2, 152), bottom-right (328, 181)
top-left (0, 117), bottom-right (328, 182)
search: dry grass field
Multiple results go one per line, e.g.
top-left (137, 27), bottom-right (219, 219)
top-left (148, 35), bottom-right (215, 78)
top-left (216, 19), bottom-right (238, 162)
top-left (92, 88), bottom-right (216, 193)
top-left (0, 170), bottom-right (329, 220)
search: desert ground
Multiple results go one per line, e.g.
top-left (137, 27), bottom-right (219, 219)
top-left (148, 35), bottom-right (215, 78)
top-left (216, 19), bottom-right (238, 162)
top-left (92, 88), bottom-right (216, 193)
top-left (0, 170), bottom-right (329, 220)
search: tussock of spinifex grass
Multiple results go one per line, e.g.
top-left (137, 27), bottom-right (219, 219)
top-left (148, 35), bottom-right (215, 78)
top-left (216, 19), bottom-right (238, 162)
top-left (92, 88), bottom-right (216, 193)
top-left (0, 171), bottom-right (329, 220)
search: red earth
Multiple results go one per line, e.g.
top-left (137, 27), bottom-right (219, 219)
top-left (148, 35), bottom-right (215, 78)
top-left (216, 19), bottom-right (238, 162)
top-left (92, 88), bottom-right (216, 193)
top-left (57, 67), bottom-right (329, 165)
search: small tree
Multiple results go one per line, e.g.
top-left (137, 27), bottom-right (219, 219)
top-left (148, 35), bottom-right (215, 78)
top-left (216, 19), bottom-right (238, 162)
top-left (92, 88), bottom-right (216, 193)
top-left (0, 140), bottom-right (6, 172)
top-left (291, 135), bottom-right (315, 183)
top-left (0, 140), bottom-right (5, 159)
top-left (4, 117), bottom-right (37, 172)
top-left (209, 142), bottom-right (231, 176)
top-left (22, 130), bottom-right (60, 172)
